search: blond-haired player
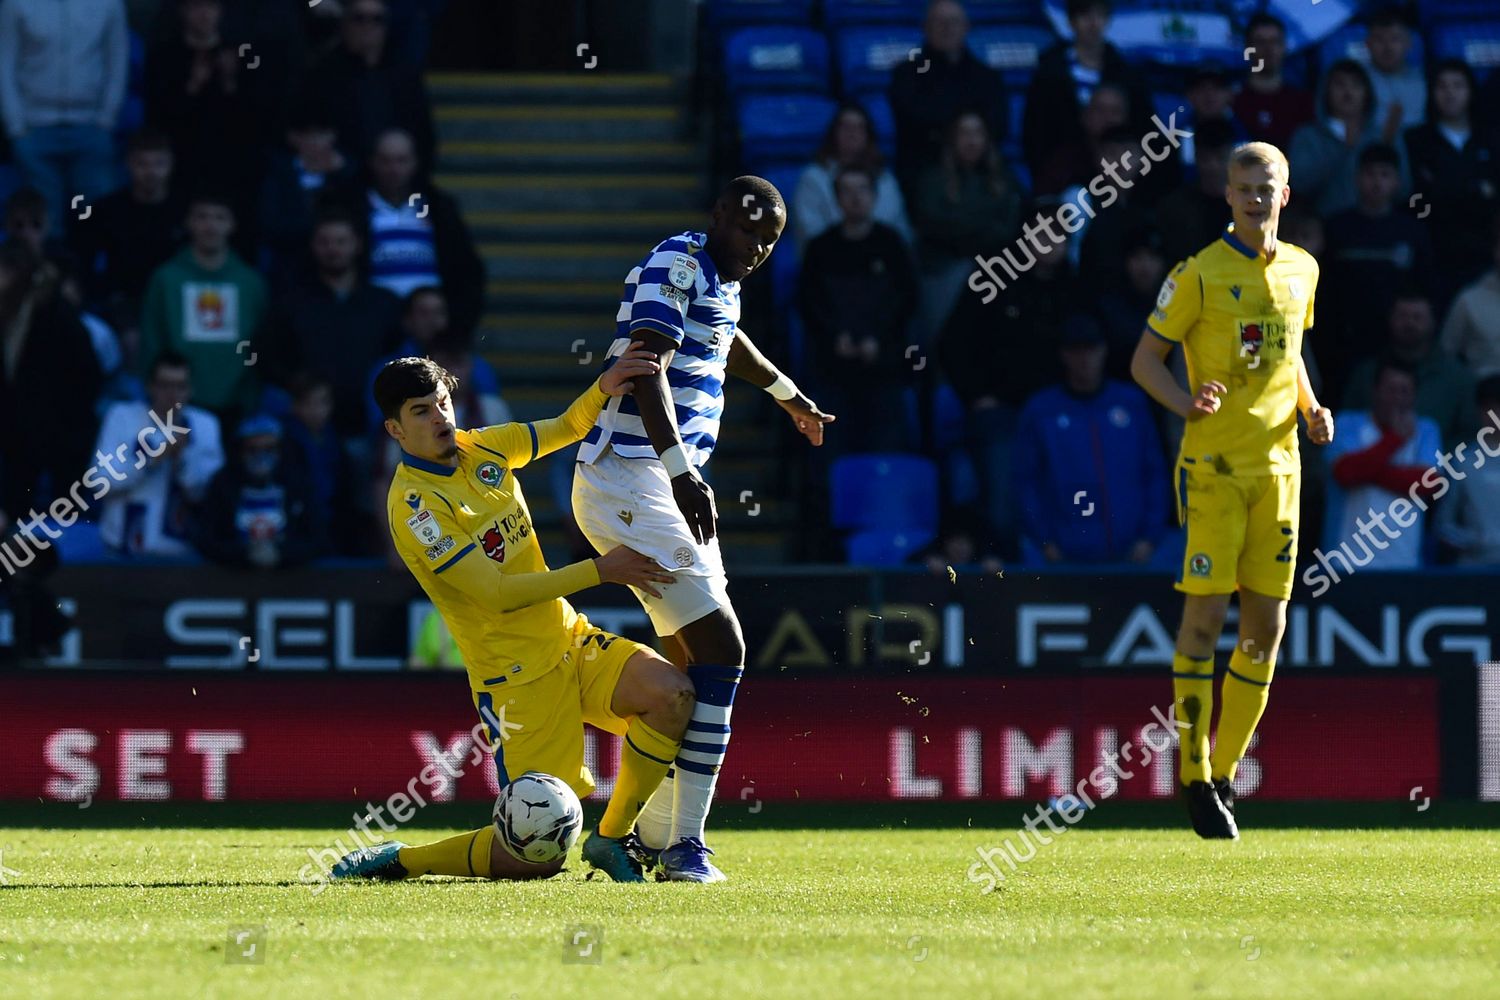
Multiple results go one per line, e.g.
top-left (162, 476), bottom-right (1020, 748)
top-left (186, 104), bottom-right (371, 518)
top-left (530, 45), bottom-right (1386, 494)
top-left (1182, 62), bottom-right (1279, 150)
top-left (1131, 141), bottom-right (1335, 839)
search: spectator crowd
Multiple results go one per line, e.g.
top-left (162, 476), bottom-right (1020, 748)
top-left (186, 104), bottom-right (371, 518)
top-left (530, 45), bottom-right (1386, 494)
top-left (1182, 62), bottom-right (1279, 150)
top-left (0, 0), bottom-right (486, 565)
top-left (777, 0), bottom-right (1500, 571)
top-left (2, 0), bottom-right (1499, 577)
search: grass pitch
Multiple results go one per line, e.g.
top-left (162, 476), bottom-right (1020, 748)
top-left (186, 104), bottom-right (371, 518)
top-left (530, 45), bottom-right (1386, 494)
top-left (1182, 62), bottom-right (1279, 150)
top-left (1, 803), bottom-right (1497, 1000)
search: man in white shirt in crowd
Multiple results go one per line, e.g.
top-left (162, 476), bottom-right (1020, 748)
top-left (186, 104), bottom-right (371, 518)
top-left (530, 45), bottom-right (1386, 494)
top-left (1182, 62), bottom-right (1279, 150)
top-left (95, 351), bottom-right (224, 557)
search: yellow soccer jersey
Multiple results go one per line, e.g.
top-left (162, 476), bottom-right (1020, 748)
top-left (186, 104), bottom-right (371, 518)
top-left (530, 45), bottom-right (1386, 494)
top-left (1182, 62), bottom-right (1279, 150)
top-left (388, 380), bottom-right (611, 693)
top-left (1147, 225), bottom-right (1318, 476)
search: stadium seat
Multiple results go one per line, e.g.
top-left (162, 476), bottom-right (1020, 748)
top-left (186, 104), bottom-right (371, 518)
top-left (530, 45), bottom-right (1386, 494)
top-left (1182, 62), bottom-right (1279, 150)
top-left (965, 0), bottom-right (1048, 25)
top-left (1418, 0), bottom-right (1500, 26)
top-left (833, 26), bottom-right (925, 96)
top-left (1430, 20), bottom-right (1500, 82)
top-left (861, 92), bottom-right (898, 160)
top-left (724, 27), bottom-right (832, 97)
top-left (830, 453), bottom-right (940, 532)
top-left (737, 94), bottom-right (838, 163)
top-left (760, 163), bottom-right (804, 311)
top-left (822, 0), bottom-right (925, 28)
top-left (967, 24), bottom-right (1054, 90)
top-left (846, 526), bottom-right (937, 565)
top-left (705, 0), bottom-right (816, 28)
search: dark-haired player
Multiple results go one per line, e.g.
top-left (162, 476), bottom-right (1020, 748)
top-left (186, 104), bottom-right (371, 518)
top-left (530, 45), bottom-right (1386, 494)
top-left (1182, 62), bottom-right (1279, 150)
top-left (571, 175), bottom-right (835, 881)
top-left (331, 349), bottom-right (695, 883)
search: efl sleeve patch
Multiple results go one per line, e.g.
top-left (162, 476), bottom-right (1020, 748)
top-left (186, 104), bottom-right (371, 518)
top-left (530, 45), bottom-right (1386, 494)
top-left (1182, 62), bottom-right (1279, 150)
top-left (406, 508), bottom-right (443, 547)
top-left (669, 253), bottom-right (699, 290)
top-left (1156, 276), bottom-right (1178, 309)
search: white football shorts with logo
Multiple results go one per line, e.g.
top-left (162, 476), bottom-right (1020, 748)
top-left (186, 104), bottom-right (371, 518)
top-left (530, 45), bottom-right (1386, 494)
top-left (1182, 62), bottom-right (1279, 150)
top-left (571, 446), bottom-right (730, 636)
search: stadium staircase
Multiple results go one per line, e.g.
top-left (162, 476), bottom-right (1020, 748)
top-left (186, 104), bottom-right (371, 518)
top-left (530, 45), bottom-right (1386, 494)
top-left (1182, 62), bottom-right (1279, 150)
top-left (429, 73), bottom-right (798, 564)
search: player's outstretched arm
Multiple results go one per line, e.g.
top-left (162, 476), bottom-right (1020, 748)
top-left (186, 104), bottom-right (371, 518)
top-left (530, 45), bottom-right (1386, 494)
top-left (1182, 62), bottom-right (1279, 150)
top-left (1130, 331), bottom-right (1223, 420)
top-left (531, 343), bottom-right (661, 461)
top-left (630, 326), bottom-right (719, 544)
top-left (726, 330), bottom-right (835, 446)
top-left (397, 497), bottom-right (674, 612)
top-left (476, 344), bottom-right (660, 469)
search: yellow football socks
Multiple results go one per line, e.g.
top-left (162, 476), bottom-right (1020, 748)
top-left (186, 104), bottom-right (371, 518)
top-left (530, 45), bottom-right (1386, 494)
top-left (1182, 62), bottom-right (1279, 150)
top-left (1173, 652), bottom-right (1216, 785)
top-left (599, 719), bottom-right (682, 838)
top-left (1211, 645), bottom-right (1276, 783)
top-left (398, 825), bottom-right (495, 879)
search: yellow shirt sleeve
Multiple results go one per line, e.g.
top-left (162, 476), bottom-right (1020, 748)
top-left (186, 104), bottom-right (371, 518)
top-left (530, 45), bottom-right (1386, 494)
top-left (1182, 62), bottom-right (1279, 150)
top-left (1303, 258), bottom-right (1318, 331)
top-left (1147, 256), bottom-right (1202, 343)
top-left (392, 491), bottom-right (601, 612)
top-left (466, 378), bottom-right (611, 470)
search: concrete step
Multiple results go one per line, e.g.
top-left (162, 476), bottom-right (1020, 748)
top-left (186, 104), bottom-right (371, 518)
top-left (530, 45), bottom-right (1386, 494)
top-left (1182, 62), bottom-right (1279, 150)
top-left (466, 209), bottom-right (702, 243)
top-left (487, 278), bottom-right (619, 312)
top-left (440, 172), bottom-right (703, 213)
top-left (440, 139), bottom-right (700, 173)
top-left (436, 105), bottom-right (689, 142)
top-left (427, 72), bottom-right (684, 106)
top-left (480, 241), bottom-right (641, 281)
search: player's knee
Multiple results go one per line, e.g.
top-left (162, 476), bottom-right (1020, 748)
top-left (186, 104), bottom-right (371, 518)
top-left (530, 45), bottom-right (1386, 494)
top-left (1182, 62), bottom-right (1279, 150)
top-left (650, 666), bottom-right (696, 732)
top-left (696, 629), bottom-right (745, 666)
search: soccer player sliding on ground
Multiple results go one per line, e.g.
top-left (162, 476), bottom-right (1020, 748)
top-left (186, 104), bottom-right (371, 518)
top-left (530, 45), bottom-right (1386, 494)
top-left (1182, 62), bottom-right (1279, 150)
top-left (571, 176), bottom-right (835, 881)
top-left (331, 349), bottom-right (697, 883)
top-left (1130, 142), bottom-right (1335, 839)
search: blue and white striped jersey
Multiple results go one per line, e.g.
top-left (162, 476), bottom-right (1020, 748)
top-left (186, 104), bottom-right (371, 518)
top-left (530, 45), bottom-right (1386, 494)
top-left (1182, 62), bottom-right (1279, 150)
top-left (578, 231), bottom-right (739, 469)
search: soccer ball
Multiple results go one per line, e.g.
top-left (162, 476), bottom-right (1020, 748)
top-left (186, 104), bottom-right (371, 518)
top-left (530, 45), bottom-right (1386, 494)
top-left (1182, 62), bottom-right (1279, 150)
top-left (493, 771), bottom-right (584, 864)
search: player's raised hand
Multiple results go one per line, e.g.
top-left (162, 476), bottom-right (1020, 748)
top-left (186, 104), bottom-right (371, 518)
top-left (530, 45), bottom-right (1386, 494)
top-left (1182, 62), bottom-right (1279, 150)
top-left (1186, 381), bottom-right (1226, 421)
top-left (777, 394), bottom-right (836, 446)
top-left (594, 545), bottom-right (677, 599)
top-left (670, 470), bottom-right (717, 544)
top-left (1305, 405), bottom-right (1335, 445)
top-left (599, 342), bottom-right (661, 397)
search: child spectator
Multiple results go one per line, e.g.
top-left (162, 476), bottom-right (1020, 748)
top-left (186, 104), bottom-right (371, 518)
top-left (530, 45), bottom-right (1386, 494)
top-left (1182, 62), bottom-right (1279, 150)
top-left (195, 414), bottom-right (325, 569)
top-left (139, 189), bottom-right (267, 420)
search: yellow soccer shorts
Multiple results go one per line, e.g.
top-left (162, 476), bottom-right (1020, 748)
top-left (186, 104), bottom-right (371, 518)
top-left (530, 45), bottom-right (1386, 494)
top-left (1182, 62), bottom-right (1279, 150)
top-left (1175, 460), bottom-right (1300, 600)
top-left (469, 614), bottom-right (652, 800)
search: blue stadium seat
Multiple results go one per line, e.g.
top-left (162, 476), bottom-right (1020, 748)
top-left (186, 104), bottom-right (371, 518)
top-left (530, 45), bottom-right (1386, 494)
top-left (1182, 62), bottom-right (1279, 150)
top-left (966, 1), bottom-right (1048, 25)
top-left (846, 526), bottom-right (937, 566)
top-left (830, 453), bottom-right (940, 531)
top-left (705, 0), bottom-right (816, 28)
top-left (724, 27), bottom-right (832, 96)
top-left (759, 163), bottom-right (804, 311)
top-left (861, 92), bottom-right (898, 160)
top-left (1418, 1), bottom-right (1500, 25)
top-left (834, 26), bottom-right (925, 96)
top-left (967, 24), bottom-right (1055, 89)
top-left (738, 94), bottom-right (838, 164)
top-left (1430, 20), bottom-right (1500, 82)
top-left (823, 0), bottom-right (925, 27)
top-left (1317, 19), bottom-right (1425, 71)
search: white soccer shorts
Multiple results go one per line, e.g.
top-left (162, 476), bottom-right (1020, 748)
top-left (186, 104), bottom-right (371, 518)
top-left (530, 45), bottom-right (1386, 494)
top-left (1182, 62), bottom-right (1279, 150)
top-left (571, 447), bottom-right (731, 637)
